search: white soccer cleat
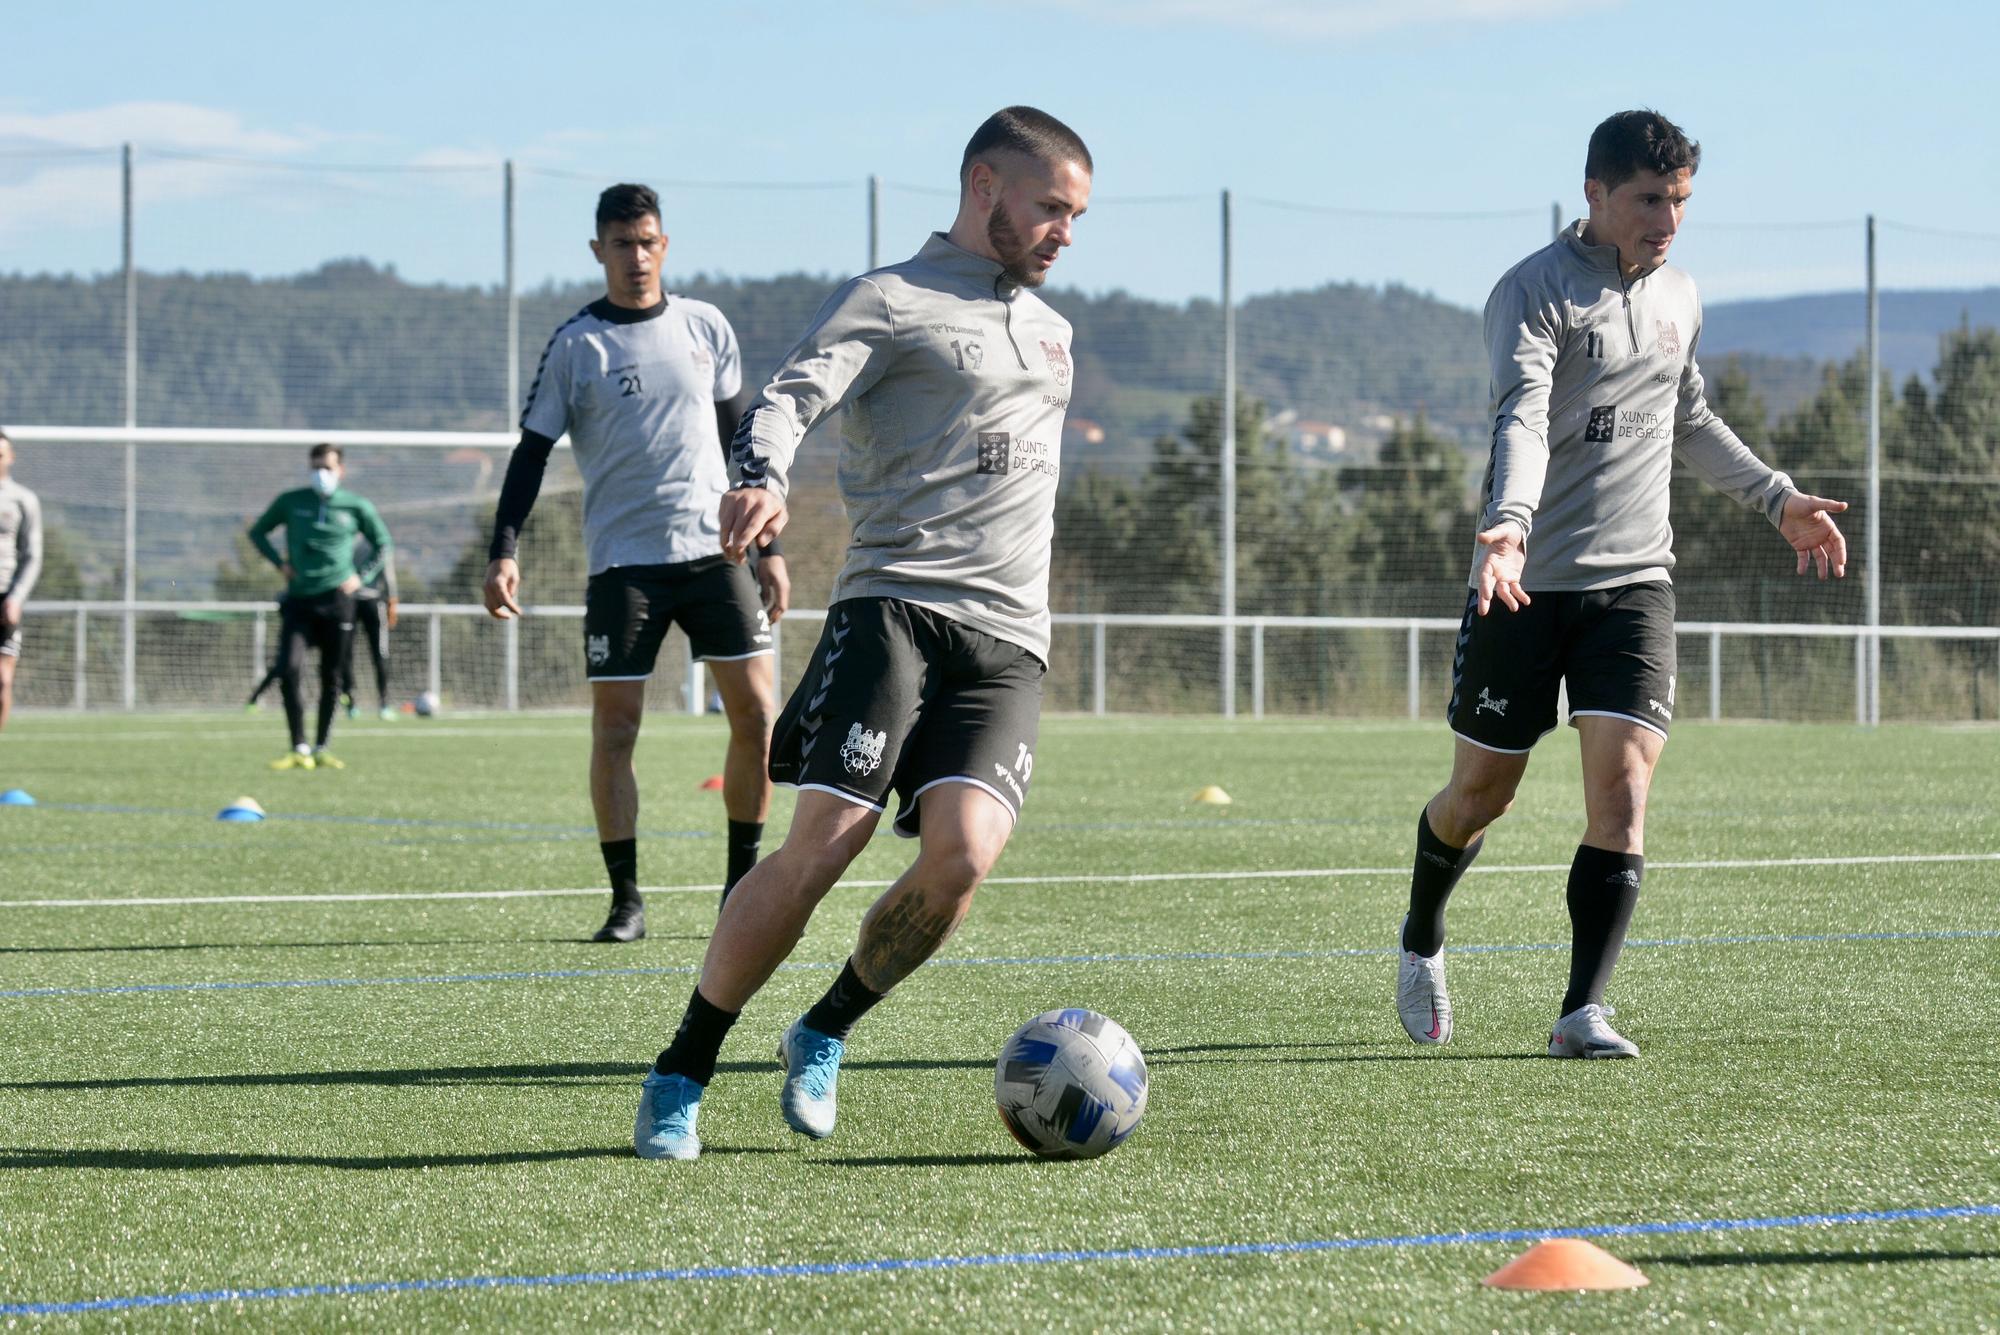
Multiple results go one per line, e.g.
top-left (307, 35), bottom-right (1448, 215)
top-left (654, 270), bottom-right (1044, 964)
top-left (1396, 916), bottom-right (1452, 1045)
top-left (1548, 1003), bottom-right (1638, 1059)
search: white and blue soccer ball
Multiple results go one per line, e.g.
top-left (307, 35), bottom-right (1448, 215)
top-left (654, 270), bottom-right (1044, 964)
top-left (995, 1008), bottom-right (1148, 1160)
top-left (413, 690), bottom-right (440, 717)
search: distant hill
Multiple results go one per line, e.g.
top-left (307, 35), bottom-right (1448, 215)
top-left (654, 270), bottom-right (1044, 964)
top-left (2, 264), bottom-right (1993, 596)
top-left (1703, 288), bottom-right (2000, 384)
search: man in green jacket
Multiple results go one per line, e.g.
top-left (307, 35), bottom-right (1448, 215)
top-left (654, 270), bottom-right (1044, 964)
top-left (248, 443), bottom-right (393, 770)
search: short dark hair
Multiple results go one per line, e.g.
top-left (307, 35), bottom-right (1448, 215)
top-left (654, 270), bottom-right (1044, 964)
top-left (597, 183), bottom-right (661, 233)
top-left (960, 107), bottom-right (1092, 186)
top-left (1585, 110), bottom-right (1700, 189)
top-left (310, 442), bottom-right (342, 466)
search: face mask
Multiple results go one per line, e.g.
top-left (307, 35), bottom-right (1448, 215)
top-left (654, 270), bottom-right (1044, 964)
top-left (311, 468), bottom-right (338, 497)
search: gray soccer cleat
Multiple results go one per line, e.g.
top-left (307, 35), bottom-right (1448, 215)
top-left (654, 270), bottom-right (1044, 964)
top-left (1548, 1003), bottom-right (1639, 1059)
top-left (776, 1018), bottom-right (844, 1139)
top-left (1396, 915), bottom-right (1452, 1045)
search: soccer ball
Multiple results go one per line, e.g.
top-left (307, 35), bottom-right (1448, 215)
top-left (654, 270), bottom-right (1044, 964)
top-left (413, 690), bottom-right (440, 717)
top-left (994, 1009), bottom-right (1148, 1160)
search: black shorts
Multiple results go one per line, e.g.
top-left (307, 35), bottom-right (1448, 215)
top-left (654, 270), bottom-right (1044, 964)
top-left (1, 623), bottom-right (19, 658)
top-left (1447, 581), bottom-right (1677, 753)
top-left (284, 588), bottom-right (357, 663)
top-left (583, 557), bottom-right (772, 680)
top-left (771, 597), bottom-right (1045, 838)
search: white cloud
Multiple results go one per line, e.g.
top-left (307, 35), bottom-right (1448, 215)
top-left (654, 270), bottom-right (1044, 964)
top-left (0, 102), bottom-right (312, 155)
top-left (1042, 0), bottom-right (1605, 39)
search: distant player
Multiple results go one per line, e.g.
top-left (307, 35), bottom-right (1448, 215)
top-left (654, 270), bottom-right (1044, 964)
top-left (1395, 110), bottom-right (1849, 1058)
top-left (0, 429), bottom-right (44, 740)
top-left (484, 183), bottom-right (788, 943)
top-left (340, 551), bottom-right (398, 720)
top-left (248, 444), bottom-right (393, 770)
top-left (633, 107), bottom-right (1091, 1160)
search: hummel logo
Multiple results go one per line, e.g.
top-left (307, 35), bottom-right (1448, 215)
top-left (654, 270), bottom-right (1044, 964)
top-left (1607, 869), bottom-right (1641, 889)
top-left (1647, 698), bottom-right (1672, 719)
top-left (1475, 688), bottom-right (1508, 717)
top-left (1420, 850), bottom-right (1455, 870)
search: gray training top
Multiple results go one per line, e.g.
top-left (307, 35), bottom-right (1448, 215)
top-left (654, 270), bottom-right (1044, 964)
top-left (521, 295), bottom-right (742, 575)
top-left (732, 233), bottom-right (1075, 660)
top-left (1478, 220), bottom-right (1796, 590)
top-left (0, 477), bottom-right (43, 604)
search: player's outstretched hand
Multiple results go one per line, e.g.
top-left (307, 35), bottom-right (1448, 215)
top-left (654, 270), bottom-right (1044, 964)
top-left (755, 550), bottom-right (791, 624)
top-left (484, 558), bottom-right (522, 620)
top-left (1472, 523), bottom-right (1531, 616)
top-left (721, 488), bottom-right (787, 564)
top-left (1779, 492), bottom-right (1849, 579)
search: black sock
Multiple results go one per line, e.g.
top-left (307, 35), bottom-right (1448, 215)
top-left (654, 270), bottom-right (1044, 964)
top-left (600, 838), bottom-right (640, 907)
top-left (721, 819), bottom-right (764, 906)
top-left (801, 958), bottom-right (886, 1042)
top-left (1561, 844), bottom-right (1644, 1016)
top-left (1402, 808), bottom-right (1484, 956)
top-left (654, 987), bottom-right (739, 1085)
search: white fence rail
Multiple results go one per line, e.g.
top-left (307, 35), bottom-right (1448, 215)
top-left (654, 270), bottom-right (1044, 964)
top-left (18, 600), bottom-right (2000, 723)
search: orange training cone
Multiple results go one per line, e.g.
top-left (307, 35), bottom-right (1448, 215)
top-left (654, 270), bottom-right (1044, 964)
top-left (1481, 1238), bottom-right (1648, 1290)
top-left (698, 775), bottom-right (724, 791)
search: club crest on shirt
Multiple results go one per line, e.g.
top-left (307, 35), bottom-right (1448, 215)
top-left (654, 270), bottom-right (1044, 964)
top-left (1655, 320), bottom-right (1682, 360)
top-left (839, 722), bottom-right (887, 776)
top-left (977, 432), bottom-right (1011, 475)
top-left (1040, 339), bottom-right (1071, 387)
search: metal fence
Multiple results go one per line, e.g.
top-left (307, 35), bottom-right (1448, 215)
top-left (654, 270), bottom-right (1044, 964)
top-left (4, 145), bottom-right (1998, 722)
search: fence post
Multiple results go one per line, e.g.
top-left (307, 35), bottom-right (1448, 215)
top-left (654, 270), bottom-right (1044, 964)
top-left (1251, 622), bottom-right (1265, 719)
top-left (1219, 188), bottom-right (1237, 718)
top-left (1855, 632), bottom-right (1867, 725)
top-left (686, 655), bottom-right (704, 717)
top-left (1092, 619), bottom-right (1106, 716)
top-left (1864, 214), bottom-right (1881, 727)
top-left (1708, 628), bottom-right (1722, 721)
top-left (427, 613), bottom-right (442, 700)
top-left (252, 610), bottom-right (267, 684)
top-left (867, 174), bottom-right (880, 271)
top-left (504, 616), bottom-right (520, 711)
top-left (74, 608), bottom-right (88, 710)
top-left (1407, 622), bottom-right (1422, 719)
top-left (1551, 200), bottom-right (1562, 243)
top-left (504, 159), bottom-right (519, 426)
top-left (122, 142), bottom-right (138, 712)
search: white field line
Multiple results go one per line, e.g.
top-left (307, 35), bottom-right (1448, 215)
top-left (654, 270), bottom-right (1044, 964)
top-left (3, 851), bottom-right (1995, 910)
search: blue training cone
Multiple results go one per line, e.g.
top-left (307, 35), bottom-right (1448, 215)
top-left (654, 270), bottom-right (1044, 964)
top-left (0, 788), bottom-right (35, 806)
top-left (217, 795), bottom-right (266, 823)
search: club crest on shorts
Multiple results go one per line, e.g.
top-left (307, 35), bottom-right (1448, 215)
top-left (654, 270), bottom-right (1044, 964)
top-left (587, 634), bottom-right (611, 667)
top-left (1040, 339), bottom-right (1071, 387)
top-left (839, 722), bottom-right (887, 776)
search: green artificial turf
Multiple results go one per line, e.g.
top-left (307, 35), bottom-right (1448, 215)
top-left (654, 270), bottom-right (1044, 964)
top-left (1, 711), bottom-right (1996, 1329)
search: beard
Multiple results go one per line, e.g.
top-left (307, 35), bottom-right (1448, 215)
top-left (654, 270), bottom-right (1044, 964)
top-left (986, 201), bottom-right (1046, 288)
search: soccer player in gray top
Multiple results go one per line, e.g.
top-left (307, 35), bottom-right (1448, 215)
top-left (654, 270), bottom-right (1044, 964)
top-left (485, 183), bottom-right (788, 943)
top-left (0, 429), bottom-right (45, 741)
top-left (635, 106), bottom-right (1091, 1160)
top-left (1395, 110), bottom-right (1849, 1059)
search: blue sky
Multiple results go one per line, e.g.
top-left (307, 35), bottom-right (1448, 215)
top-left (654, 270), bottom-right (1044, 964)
top-left (4, 0), bottom-right (1996, 309)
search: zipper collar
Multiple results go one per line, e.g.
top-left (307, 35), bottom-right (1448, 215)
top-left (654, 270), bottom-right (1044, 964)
top-left (917, 232), bottom-right (1030, 369)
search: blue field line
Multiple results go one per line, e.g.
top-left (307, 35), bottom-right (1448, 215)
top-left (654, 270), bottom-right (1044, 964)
top-left (25, 801), bottom-right (716, 841)
top-left (4, 928), bottom-right (1995, 1001)
top-left (4, 1202), bottom-right (1994, 1317)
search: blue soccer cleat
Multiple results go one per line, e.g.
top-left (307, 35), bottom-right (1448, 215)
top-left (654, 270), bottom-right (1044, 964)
top-left (633, 1070), bottom-right (704, 1160)
top-left (777, 1019), bottom-right (844, 1140)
